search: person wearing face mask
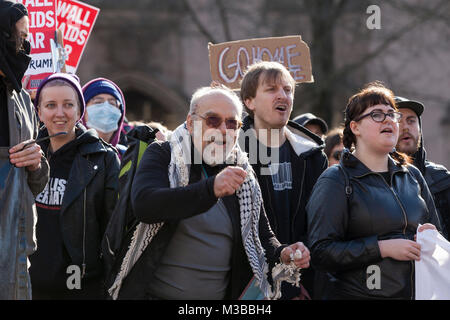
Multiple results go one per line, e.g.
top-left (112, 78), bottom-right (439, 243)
top-left (30, 73), bottom-right (120, 299)
top-left (82, 78), bottom-right (127, 155)
top-left (0, 0), bottom-right (49, 300)
top-left (307, 82), bottom-right (441, 299)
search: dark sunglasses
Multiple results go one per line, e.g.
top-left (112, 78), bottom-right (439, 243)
top-left (353, 110), bottom-right (402, 123)
top-left (332, 150), bottom-right (343, 161)
top-left (196, 114), bottom-right (243, 130)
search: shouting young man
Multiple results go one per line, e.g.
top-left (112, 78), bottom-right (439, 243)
top-left (239, 61), bottom-right (328, 299)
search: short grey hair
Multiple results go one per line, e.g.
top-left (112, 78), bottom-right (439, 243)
top-left (189, 84), bottom-right (243, 118)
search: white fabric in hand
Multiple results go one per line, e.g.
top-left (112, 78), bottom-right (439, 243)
top-left (415, 225), bottom-right (450, 300)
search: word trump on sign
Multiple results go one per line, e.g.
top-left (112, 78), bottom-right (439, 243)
top-left (209, 36), bottom-right (313, 89)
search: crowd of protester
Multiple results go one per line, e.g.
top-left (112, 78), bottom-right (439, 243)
top-left (1, 0), bottom-right (450, 300)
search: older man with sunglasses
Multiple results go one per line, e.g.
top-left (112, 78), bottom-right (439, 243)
top-left (109, 84), bottom-right (310, 300)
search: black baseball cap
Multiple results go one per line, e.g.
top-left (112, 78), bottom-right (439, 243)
top-left (395, 96), bottom-right (424, 117)
top-left (293, 113), bottom-right (328, 134)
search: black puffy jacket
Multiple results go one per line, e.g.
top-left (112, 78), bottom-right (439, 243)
top-left (307, 151), bottom-right (441, 299)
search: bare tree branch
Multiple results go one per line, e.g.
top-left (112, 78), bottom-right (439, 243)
top-left (216, 0), bottom-right (232, 41)
top-left (182, 0), bottom-right (218, 44)
top-left (331, 0), bottom-right (349, 23)
top-left (330, 0), bottom-right (448, 85)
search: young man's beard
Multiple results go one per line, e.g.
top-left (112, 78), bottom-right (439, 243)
top-left (397, 134), bottom-right (421, 156)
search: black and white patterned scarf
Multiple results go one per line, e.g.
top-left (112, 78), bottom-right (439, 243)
top-left (109, 123), bottom-right (300, 300)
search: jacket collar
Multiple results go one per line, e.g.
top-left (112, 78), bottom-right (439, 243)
top-left (241, 115), bottom-right (324, 157)
top-left (340, 149), bottom-right (408, 178)
top-left (38, 123), bottom-right (111, 156)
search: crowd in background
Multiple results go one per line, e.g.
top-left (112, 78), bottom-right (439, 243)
top-left (1, 0), bottom-right (450, 301)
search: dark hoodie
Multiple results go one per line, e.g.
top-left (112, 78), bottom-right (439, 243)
top-left (413, 115), bottom-right (450, 239)
top-left (30, 124), bottom-right (120, 299)
top-left (30, 126), bottom-right (94, 292)
top-left (240, 116), bottom-right (328, 298)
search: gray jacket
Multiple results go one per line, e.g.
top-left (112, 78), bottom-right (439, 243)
top-left (0, 87), bottom-right (49, 300)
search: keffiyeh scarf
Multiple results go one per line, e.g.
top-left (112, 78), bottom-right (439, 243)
top-left (108, 122), bottom-right (300, 300)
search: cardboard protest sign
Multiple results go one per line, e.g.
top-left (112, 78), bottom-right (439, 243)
top-left (56, 0), bottom-right (100, 73)
top-left (17, 0), bottom-right (57, 90)
top-left (209, 35), bottom-right (313, 89)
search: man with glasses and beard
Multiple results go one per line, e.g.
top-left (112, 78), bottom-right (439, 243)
top-left (107, 84), bottom-right (310, 300)
top-left (0, 0), bottom-right (49, 299)
top-left (395, 96), bottom-right (450, 239)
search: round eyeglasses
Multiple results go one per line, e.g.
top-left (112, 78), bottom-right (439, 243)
top-left (353, 111), bottom-right (402, 123)
top-left (195, 114), bottom-right (243, 130)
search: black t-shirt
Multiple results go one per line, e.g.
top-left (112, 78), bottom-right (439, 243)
top-left (267, 141), bottom-right (293, 244)
top-left (30, 140), bottom-right (77, 291)
top-left (379, 171), bottom-right (391, 186)
top-left (0, 83), bottom-right (9, 147)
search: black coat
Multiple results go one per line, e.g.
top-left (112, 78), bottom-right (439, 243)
top-left (240, 116), bottom-right (328, 298)
top-left (411, 112), bottom-right (450, 239)
top-left (38, 126), bottom-right (120, 284)
top-left (307, 151), bottom-right (441, 299)
top-left (118, 140), bottom-right (285, 300)
top-left (423, 162), bottom-right (450, 239)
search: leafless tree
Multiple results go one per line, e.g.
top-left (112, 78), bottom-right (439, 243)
top-left (183, 0), bottom-right (449, 125)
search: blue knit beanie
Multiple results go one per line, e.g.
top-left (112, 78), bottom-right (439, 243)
top-left (82, 78), bottom-right (123, 107)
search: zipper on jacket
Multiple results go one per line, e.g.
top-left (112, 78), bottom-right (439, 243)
top-left (81, 154), bottom-right (88, 279)
top-left (383, 173), bottom-right (415, 299)
top-left (357, 171), bottom-right (409, 234)
top-left (291, 159), bottom-right (306, 240)
top-left (82, 186), bottom-right (86, 279)
top-left (359, 171), bottom-right (413, 299)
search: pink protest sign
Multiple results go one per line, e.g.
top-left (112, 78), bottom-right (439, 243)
top-left (56, 0), bottom-right (100, 73)
top-left (18, 0), bottom-right (57, 90)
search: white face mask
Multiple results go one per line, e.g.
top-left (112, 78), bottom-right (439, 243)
top-left (86, 102), bottom-right (122, 133)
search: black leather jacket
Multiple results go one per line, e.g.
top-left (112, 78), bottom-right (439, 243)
top-left (38, 125), bottom-right (120, 283)
top-left (307, 151), bottom-right (441, 299)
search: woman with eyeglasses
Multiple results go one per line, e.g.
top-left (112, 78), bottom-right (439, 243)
top-left (306, 82), bottom-right (441, 300)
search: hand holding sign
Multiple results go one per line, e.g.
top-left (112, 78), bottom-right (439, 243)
top-left (56, 0), bottom-right (100, 74)
top-left (17, 0), bottom-right (57, 90)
